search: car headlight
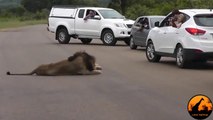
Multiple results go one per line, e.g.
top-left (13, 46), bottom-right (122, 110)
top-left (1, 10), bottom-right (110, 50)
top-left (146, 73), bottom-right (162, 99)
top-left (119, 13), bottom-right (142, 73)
top-left (115, 23), bottom-right (126, 28)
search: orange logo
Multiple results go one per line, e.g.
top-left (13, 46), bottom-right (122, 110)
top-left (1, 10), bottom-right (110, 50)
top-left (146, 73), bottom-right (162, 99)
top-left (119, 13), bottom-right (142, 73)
top-left (188, 94), bottom-right (212, 120)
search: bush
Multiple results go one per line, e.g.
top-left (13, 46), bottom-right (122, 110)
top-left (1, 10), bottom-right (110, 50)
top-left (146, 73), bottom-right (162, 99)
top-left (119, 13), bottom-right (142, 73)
top-left (0, 6), bottom-right (26, 17)
top-left (0, 9), bottom-right (13, 18)
top-left (33, 9), bottom-right (49, 20)
top-left (19, 11), bottom-right (33, 21)
top-left (9, 6), bottom-right (26, 16)
top-left (19, 9), bottom-right (49, 21)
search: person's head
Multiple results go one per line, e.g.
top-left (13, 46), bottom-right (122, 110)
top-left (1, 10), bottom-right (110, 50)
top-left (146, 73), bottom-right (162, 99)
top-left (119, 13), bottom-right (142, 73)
top-left (172, 9), bottom-right (180, 15)
top-left (89, 10), bottom-right (96, 17)
top-left (140, 18), bottom-right (148, 24)
top-left (89, 11), bottom-right (93, 14)
top-left (177, 14), bottom-right (185, 23)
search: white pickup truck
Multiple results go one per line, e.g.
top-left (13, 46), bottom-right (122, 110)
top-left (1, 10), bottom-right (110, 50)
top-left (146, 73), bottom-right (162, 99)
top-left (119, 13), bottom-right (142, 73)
top-left (47, 6), bottom-right (134, 46)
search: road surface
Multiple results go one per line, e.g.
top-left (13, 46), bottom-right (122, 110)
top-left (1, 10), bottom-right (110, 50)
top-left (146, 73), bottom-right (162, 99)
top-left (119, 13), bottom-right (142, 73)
top-left (0, 25), bottom-right (212, 120)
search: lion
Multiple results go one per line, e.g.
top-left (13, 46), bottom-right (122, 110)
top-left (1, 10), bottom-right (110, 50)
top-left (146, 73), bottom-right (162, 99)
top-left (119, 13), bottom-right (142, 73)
top-left (6, 51), bottom-right (102, 76)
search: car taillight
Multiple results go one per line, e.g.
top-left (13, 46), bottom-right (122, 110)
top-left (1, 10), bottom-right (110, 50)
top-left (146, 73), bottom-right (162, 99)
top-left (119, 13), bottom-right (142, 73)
top-left (185, 28), bottom-right (206, 35)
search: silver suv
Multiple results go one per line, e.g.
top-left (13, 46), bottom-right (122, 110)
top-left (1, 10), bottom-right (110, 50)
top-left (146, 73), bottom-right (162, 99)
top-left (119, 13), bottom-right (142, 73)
top-left (130, 16), bottom-right (165, 49)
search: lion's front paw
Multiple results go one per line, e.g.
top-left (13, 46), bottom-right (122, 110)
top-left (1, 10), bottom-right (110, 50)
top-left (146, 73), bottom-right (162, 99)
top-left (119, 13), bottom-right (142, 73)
top-left (95, 64), bottom-right (102, 70)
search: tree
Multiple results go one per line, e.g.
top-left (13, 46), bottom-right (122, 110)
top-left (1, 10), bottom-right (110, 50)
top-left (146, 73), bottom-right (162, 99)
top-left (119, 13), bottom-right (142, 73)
top-left (120, 0), bottom-right (127, 14)
top-left (108, 0), bottom-right (121, 13)
top-left (125, 4), bottom-right (150, 19)
top-left (108, 0), bottom-right (130, 14)
top-left (21, 0), bottom-right (50, 12)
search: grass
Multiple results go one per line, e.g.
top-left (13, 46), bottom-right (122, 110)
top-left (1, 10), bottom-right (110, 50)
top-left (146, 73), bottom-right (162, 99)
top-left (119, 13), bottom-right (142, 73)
top-left (0, 17), bottom-right (47, 30)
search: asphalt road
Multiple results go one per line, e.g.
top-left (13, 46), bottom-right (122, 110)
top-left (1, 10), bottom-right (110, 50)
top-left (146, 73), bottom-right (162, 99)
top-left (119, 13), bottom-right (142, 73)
top-left (0, 25), bottom-right (213, 120)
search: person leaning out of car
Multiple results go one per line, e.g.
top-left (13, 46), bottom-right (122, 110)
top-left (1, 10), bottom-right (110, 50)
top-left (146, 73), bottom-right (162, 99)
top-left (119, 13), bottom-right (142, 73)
top-left (138, 18), bottom-right (149, 31)
top-left (169, 9), bottom-right (185, 28)
top-left (84, 10), bottom-right (96, 20)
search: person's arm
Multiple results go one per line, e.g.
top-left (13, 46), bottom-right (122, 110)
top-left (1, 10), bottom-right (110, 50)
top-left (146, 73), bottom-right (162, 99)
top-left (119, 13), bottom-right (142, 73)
top-left (84, 14), bottom-right (90, 20)
top-left (176, 22), bottom-right (182, 28)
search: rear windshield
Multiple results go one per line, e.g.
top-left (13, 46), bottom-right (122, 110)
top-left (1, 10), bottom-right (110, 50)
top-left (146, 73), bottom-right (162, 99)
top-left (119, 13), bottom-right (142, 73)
top-left (194, 14), bottom-right (213, 27)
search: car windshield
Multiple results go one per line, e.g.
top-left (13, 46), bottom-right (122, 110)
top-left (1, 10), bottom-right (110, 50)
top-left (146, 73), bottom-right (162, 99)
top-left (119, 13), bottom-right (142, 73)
top-left (194, 14), bottom-right (213, 27)
top-left (98, 9), bottom-right (124, 19)
top-left (150, 17), bottom-right (164, 28)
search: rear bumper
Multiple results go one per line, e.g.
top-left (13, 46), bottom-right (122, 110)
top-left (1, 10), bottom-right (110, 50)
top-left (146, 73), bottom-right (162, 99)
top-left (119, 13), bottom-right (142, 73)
top-left (184, 49), bottom-right (213, 60)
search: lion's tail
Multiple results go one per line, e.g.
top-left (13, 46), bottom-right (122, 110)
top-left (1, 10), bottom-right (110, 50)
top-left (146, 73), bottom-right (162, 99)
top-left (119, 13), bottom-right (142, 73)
top-left (6, 71), bottom-right (34, 75)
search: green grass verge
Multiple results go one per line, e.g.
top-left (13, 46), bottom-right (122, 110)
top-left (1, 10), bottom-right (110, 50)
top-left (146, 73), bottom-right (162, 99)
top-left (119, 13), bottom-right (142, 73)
top-left (0, 18), bottom-right (47, 30)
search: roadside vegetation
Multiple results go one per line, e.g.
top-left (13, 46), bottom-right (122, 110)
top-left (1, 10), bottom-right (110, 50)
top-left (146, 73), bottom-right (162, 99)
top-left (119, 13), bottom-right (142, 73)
top-left (0, 18), bottom-right (46, 29)
top-left (0, 0), bottom-right (213, 29)
top-left (109, 0), bottom-right (213, 19)
top-left (0, 1), bottom-right (49, 29)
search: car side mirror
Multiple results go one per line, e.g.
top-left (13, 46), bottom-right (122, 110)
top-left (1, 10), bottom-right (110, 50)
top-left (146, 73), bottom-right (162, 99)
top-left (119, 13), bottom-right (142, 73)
top-left (94, 15), bottom-right (101, 20)
top-left (155, 21), bottom-right (160, 27)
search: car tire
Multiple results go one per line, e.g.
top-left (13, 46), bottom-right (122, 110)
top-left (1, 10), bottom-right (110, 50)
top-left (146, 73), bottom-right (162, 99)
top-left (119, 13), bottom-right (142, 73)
top-left (130, 36), bottom-right (137, 49)
top-left (146, 41), bottom-right (161, 62)
top-left (57, 28), bottom-right (70, 44)
top-left (175, 45), bottom-right (188, 68)
top-left (101, 29), bottom-right (117, 46)
top-left (80, 38), bottom-right (92, 44)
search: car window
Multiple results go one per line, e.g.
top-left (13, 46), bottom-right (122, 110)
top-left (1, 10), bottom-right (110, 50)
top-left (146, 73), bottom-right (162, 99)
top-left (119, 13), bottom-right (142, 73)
top-left (159, 12), bottom-right (174, 27)
top-left (143, 18), bottom-right (149, 28)
top-left (133, 17), bottom-right (141, 27)
top-left (194, 14), bottom-right (213, 27)
top-left (135, 17), bottom-right (149, 29)
top-left (160, 16), bottom-right (171, 27)
top-left (150, 17), bottom-right (164, 28)
top-left (85, 9), bottom-right (100, 19)
top-left (160, 13), bottom-right (188, 27)
top-left (134, 17), bottom-right (141, 25)
top-left (137, 17), bottom-right (144, 24)
top-left (78, 9), bottom-right (85, 18)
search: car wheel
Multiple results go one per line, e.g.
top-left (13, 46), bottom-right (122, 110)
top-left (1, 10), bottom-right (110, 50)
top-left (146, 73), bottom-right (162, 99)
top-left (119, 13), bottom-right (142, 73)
top-left (101, 29), bottom-right (117, 46)
top-left (57, 28), bottom-right (70, 44)
top-left (146, 41), bottom-right (161, 62)
top-left (130, 37), bottom-right (137, 49)
top-left (176, 45), bottom-right (188, 68)
top-left (80, 38), bottom-right (92, 44)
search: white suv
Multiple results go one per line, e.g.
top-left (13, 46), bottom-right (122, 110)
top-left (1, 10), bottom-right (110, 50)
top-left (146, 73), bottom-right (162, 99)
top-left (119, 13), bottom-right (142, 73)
top-left (146, 9), bottom-right (213, 68)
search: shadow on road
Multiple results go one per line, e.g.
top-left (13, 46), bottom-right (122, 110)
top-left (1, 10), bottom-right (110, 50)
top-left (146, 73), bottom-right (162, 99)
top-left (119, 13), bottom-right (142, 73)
top-left (49, 42), bottom-right (128, 47)
top-left (160, 60), bottom-right (213, 70)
